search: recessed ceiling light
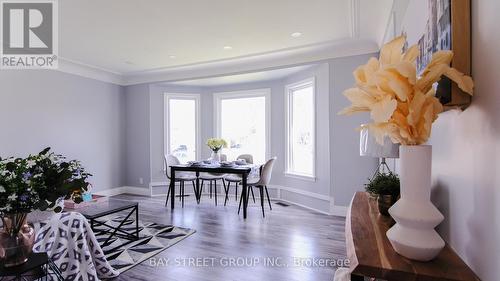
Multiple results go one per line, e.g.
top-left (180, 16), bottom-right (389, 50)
top-left (291, 32), bottom-right (302, 38)
top-left (223, 46), bottom-right (233, 50)
top-left (169, 55), bottom-right (176, 59)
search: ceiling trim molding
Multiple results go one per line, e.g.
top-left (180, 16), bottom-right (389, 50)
top-left (350, 0), bottom-right (360, 39)
top-left (121, 38), bottom-right (378, 85)
top-left (50, 39), bottom-right (378, 86)
top-left (57, 57), bottom-right (124, 85)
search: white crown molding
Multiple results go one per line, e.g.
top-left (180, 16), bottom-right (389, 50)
top-left (120, 38), bottom-right (378, 85)
top-left (51, 38), bottom-right (378, 86)
top-left (57, 57), bottom-right (124, 85)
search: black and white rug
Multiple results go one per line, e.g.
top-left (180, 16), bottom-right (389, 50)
top-left (92, 216), bottom-right (195, 273)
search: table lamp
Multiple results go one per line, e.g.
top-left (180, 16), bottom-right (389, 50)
top-left (360, 125), bottom-right (399, 179)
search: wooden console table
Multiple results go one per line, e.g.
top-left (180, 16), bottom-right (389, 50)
top-left (346, 192), bottom-right (480, 281)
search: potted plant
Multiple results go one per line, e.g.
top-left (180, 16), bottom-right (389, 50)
top-left (365, 172), bottom-right (400, 216)
top-left (206, 138), bottom-right (227, 162)
top-left (340, 36), bottom-right (473, 261)
top-left (0, 148), bottom-right (91, 267)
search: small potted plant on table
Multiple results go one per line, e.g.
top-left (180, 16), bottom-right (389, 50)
top-left (365, 172), bottom-right (400, 216)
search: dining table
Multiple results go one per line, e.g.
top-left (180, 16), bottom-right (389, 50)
top-left (168, 163), bottom-right (254, 219)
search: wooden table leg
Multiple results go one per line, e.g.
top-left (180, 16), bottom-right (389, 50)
top-left (242, 172), bottom-right (248, 219)
top-left (170, 168), bottom-right (176, 210)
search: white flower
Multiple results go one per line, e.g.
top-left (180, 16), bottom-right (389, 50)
top-left (8, 194), bottom-right (16, 201)
top-left (0, 185), bottom-right (5, 193)
top-left (27, 160), bottom-right (36, 168)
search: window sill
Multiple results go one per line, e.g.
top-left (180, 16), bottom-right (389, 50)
top-left (284, 172), bottom-right (316, 182)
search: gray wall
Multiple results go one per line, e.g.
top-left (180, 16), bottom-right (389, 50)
top-left (124, 84), bottom-right (150, 188)
top-left (0, 70), bottom-right (126, 191)
top-left (427, 0), bottom-right (500, 280)
top-left (126, 57), bottom-right (377, 212)
top-left (329, 54), bottom-right (379, 206)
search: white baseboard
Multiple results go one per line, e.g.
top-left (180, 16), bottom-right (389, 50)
top-left (330, 205), bottom-right (348, 217)
top-left (278, 199), bottom-right (331, 215)
top-left (100, 184), bottom-right (348, 217)
top-left (94, 186), bottom-right (150, 197)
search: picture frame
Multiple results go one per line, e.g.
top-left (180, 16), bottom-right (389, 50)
top-left (400, 0), bottom-right (471, 110)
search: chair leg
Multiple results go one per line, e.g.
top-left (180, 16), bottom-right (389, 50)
top-left (250, 186), bottom-right (256, 203)
top-left (181, 181), bottom-right (185, 208)
top-left (238, 191), bottom-right (244, 214)
top-left (265, 185), bottom-right (272, 210)
top-left (200, 180), bottom-right (205, 198)
top-left (179, 181), bottom-right (182, 202)
top-left (192, 181), bottom-right (198, 203)
top-left (210, 180), bottom-right (212, 198)
top-left (235, 182), bottom-right (238, 201)
top-left (214, 180), bottom-right (218, 206)
top-left (165, 183), bottom-right (171, 206)
top-left (224, 181), bottom-right (230, 206)
top-left (260, 186), bottom-right (265, 217)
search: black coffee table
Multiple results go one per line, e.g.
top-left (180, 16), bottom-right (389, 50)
top-left (75, 200), bottom-right (139, 251)
top-left (0, 252), bottom-right (63, 281)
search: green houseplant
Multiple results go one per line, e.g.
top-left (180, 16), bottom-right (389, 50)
top-left (0, 148), bottom-right (91, 267)
top-left (365, 172), bottom-right (400, 216)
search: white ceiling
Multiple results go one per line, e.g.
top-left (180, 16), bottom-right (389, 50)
top-left (162, 64), bottom-right (315, 87)
top-left (58, 0), bottom-right (394, 82)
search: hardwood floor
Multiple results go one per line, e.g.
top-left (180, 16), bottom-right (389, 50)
top-left (111, 193), bottom-right (347, 281)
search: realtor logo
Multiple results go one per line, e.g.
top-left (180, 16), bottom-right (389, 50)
top-left (1, 0), bottom-right (58, 69)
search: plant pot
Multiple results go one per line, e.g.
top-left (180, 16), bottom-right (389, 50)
top-left (377, 195), bottom-right (396, 216)
top-left (0, 213), bottom-right (36, 267)
top-left (386, 145), bottom-right (445, 261)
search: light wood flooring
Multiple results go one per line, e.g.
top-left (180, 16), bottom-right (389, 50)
top-left (111, 193), bottom-right (347, 281)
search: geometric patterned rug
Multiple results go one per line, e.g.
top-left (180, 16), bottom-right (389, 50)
top-left (92, 215), bottom-right (195, 273)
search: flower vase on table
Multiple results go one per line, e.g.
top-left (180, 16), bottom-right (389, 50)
top-left (339, 36), bottom-right (474, 260)
top-left (0, 147), bottom-right (93, 266)
top-left (0, 213), bottom-right (35, 267)
top-left (210, 150), bottom-right (221, 162)
top-left (206, 138), bottom-right (227, 163)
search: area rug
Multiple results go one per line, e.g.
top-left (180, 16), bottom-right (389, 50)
top-left (92, 215), bottom-right (195, 273)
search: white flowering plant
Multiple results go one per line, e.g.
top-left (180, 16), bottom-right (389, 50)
top-left (206, 138), bottom-right (228, 152)
top-left (0, 148), bottom-right (92, 215)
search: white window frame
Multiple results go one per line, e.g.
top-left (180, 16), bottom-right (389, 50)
top-left (213, 89), bottom-right (271, 162)
top-left (164, 93), bottom-right (201, 164)
top-left (285, 77), bottom-right (316, 181)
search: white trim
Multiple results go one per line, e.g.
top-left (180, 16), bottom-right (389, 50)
top-left (163, 93), bottom-right (201, 166)
top-left (270, 185), bottom-right (330, 202)
top-left (98, 184), bottom-right (348, 217)
top-left (94, 186), bottom-right (150, 197)
top-left (57, 57), bottom-right (124, 85)
top-left (381, 10), bottom-right (397, 46)
top-left (120, 39), bottom-right (379, 85)
top-left (278, 199), bottom-right (331, 216)
top-left (213, 89), bottom-right (271, 161)
top-left (283, 172), bottom-right (316, 182)
top-left (349, 0), bottom-right (361, 39)
top-left (24, 39), bottom-right (378, 86)
top-left (331, 205), bottom-right (348, 217)
top-left (284, 77), bottom-right (316, 179)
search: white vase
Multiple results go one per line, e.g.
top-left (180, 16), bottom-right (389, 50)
top-left (386, 145), bottom-right (445, 261)
top-left (210, 150), bottom-right (221, 162)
